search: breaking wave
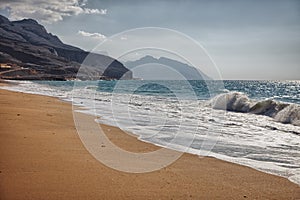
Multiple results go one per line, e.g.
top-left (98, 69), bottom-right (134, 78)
top-left (211, 92), bottom-right (300, 127)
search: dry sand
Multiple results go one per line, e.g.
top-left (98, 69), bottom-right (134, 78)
top-left (0, 88), bottom-right (299, 199)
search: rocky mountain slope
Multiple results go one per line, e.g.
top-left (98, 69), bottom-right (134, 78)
top-left (0, 15), bottom-right (132, 80)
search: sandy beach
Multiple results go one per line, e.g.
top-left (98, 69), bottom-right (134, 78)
top-left (0, 88), bottom-right (299, 200)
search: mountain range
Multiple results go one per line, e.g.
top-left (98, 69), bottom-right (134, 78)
top-left (125, 55), bottom-right (210, 80)
top-left (0, 15), bottom-right (132, 80)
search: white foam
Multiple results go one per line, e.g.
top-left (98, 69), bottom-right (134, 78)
top-left (1, 81), bottom-right (300, 185)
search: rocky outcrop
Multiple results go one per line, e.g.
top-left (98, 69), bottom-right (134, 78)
top-left (0, 15), bottom-right (132, 80)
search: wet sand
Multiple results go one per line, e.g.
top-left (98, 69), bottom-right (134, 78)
top-left (0, 88), bottom-right (299, 199)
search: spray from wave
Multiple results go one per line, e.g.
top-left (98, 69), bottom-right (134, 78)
top-left (210, 92), bottom-right (300, 127)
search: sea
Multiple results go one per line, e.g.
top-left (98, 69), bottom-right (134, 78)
top-left (1, 80), bottom-right (300, 185)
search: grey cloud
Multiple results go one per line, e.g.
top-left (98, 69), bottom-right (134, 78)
top-left (0, 0), bottom-right (107, 24)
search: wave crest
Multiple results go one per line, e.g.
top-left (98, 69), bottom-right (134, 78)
top-left (211, 92), bottom-right (300, 127)
top-left (275, 104), bottom-right (300, 126)
top-left (210, 92), bottom-right (253, 112)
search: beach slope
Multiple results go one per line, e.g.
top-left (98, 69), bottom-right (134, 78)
top-left (0, 89), bottom-right (299, 199)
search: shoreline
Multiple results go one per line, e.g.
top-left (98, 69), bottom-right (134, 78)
top-left (2, 80), bottom-right (300, 184)
top-left (0, 88), bottom-right (300, 199)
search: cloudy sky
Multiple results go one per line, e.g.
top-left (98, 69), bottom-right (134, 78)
top-left (0, 0), bottom-right (299, 80)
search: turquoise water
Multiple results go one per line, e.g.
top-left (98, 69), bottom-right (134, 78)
top-left (36, 80), bottom-right (300, 104)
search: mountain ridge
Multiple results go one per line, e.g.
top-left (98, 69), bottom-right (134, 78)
top-left (0, 15), bottom-right (132, 80)
top-left (125, 55), bottom-right (210, 80)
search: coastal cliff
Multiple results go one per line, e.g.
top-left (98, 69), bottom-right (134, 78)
top-left (0, 15), bottom-right (132, 80)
